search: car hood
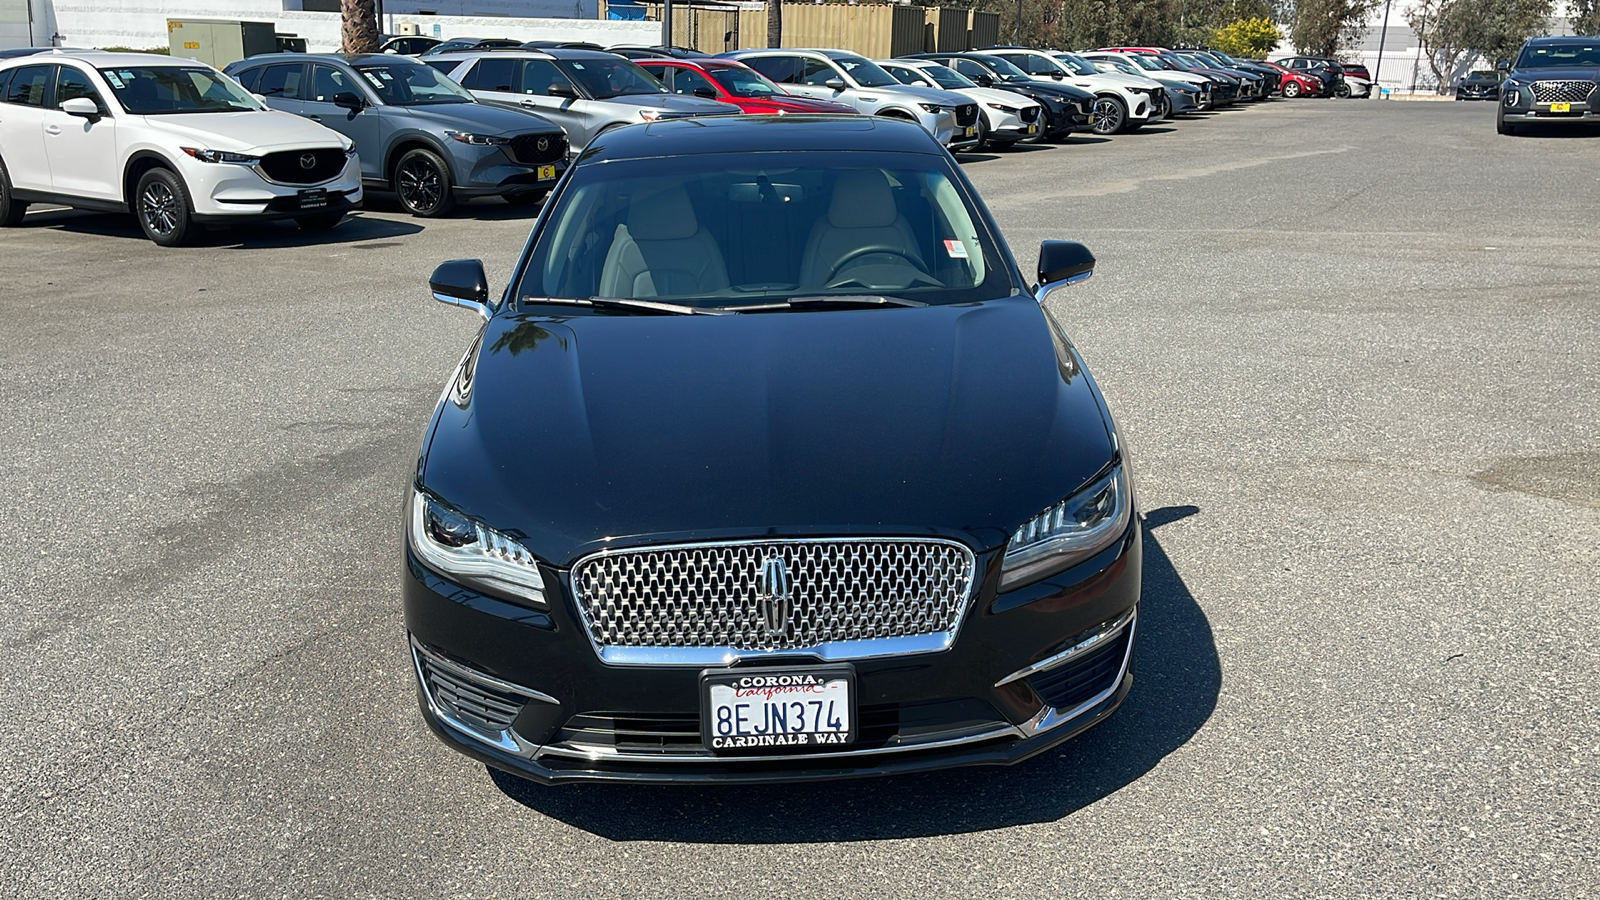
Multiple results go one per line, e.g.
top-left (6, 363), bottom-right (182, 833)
top-left (1002, 79), bottom-right (1094, 102)
top-left (952, 86), bottom-right (1037, 107)
top-left (872, 83), bottom-right (973, 107)
top-left (602, 93), bottom-right (743, 115)
top-left (734, 95), bottom-right (858, 114)
top-left (1510, 66), bottom-right (1600, 81)
top-left (422, 296), bottom-right (1116, 566)
top-left (137, 109), bottom-right (347, 152)
top-left (397, 102), bottom-right (563, 136)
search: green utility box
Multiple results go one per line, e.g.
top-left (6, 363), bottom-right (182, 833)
top-left (167, 18), bottom-right (280, 68)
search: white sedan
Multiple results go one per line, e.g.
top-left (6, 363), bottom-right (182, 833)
top-left (877, 59), bottom-right (1044, 148)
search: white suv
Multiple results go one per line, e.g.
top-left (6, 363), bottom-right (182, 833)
top-left (983, 48), bottom-right (1166, 135)
top-left (0, 51), bottom-right (362, 246)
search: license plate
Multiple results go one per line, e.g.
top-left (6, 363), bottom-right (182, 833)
top-left (962, 126), bottom-right (975, 138)
top-left (1027, 123), bottom-right (1039, 134)
top-left (702, 667), bottom-right (855, 752)
top-left (1549, 102), bottom-right (1571, 112)
top-left (537, 164), bottom-right (557, 180)
top-left (297, 188), bottom-right (327, 210)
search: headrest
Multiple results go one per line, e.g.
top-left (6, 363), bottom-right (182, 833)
top-left (828, 169), bottom-right (897, 229)
top-left (627, 184), bottom-right (699, 241)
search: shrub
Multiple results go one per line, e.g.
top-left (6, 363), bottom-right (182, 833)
top-left (1212, 17), bottom-right (1282, 57)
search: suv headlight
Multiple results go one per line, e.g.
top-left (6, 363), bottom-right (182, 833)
top-left (409, 490), bottom-right (546, 607)
top-left (445, 130), bottom-right (510, 145)
top-left (986, 101), bottom-right (1019, 111)
top-left (180, 147), bottom-right (262, 165)
top-left (999, 465), bottom-right (1132, 591)
top-left (917, 102), bottom-right (946, 113)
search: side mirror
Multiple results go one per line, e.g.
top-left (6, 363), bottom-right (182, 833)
top-left (691, 87), bottom-right (717, 99)
top-left (333, 91), bottom-right (365, 111)
top-left (823, 77), bottom-right (847, 92)
top-left (61, 96), bottom-right (101, 120)
top-left (547, 83), bottom-right (578, 99)
top-left (1035, 240), bottom-right (1096, 302)
top-left (430, 259), bottom-right (492, 319)
top-left (1495, 59), bottom-right (1509, 71)
top-left (973, 74), bottom-right (995, 87)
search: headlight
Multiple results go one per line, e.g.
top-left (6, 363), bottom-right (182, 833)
top-left (918, 102), bottom-right (945, 113)
top-left (1503, 87), bottom-right (1521, 107)
top-left (180, 147), bottom-right (261, 165)
top-left (986, 101), bottom-right (1019, 111)
top-left (409, 490), bottom-right (547, 607)
top-left (344, 144), bottom-right (357, 157)
top-left (999, 465), bottom-right (1132, 591)
top-left (638, 109), bottom-right (661, 121)
top-left (445, 131), bottom-right (510, 145)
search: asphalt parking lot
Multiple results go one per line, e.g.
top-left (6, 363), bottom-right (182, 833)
top-left (3, 99), bottom-right (1597, 898)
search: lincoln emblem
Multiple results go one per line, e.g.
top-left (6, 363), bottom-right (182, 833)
top-left (754, 556), bottom-right (793, 637)
top-left (299, 153), bottom-right (317, 170)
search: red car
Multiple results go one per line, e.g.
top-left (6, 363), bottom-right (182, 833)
top-left (1253, 59), bottom-right (1325, 98)
top-left (635, 58), bottom-right (858, 115)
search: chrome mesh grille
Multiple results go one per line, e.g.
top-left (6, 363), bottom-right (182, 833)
top-left (571, 539), bottom-right (976, 654)
top-left (1532, 80), bottom-right (1596, 104)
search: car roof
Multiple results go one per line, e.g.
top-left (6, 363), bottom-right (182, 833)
top-left (233, 52), bottom-right (413, 66)
top-left (426, 49), bottom-right (556, 61)
top-left (580, 115), bottom-right (941, 164)
top-left (1, 49), bottom-right (210, 68)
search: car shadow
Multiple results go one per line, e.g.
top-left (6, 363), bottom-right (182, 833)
top-left (19, 207), bottom-right (424, 247)
top-left (489, 504), bottom-right (1219, 842)
top-left (953, 151), bottom-right (1002, 163)
top-left (1134, 126), bottom-right (1179, 135)
top-left (1513, 123), bottom-right (1600, 138)
top-left (1057, 135), bottom-right (1112, 146)
top-left (359, 191), bottom-right (548, 220)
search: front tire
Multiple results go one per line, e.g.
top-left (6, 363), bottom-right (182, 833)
top-left (134, 168), bottom-right (194, 247)
top-left (0, 158), bottom-right (27, 227)
top-left (1497, 115), bottom-right (1518, 135)
top-left (394, 148), bottom-right (454, 218)
top-left (1283, 81), bottom-right (1302, 99)
top-left (1089, 96), bottom-right (1127, 135)
top-left (1334, 83), bottom-right (1352, 99)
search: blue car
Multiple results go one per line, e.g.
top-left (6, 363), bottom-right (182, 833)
top-left (226, 53), bottom-right (568, 216)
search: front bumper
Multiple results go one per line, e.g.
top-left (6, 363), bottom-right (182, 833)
top-left (404, 521), bottom-right (1142, 784)
top-left (186, 151), bottom-right (362, 219)
top-left (448, 141), bottom-right (569, 197)
top-left (1500, 102), bottom-right (1599, 123)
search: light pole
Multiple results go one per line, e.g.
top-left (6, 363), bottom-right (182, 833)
top-left (663, 0), bottom-right (673, 48)
top-left (1372, 0), bottom-right (1392, 91)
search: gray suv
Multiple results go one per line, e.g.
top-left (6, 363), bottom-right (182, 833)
top-left (226, 53), bottom-right (568, 216)
top-left (426, 49), bottom-right (741, 152)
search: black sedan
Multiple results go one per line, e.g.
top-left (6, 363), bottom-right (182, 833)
top-left (408, 115), bottom-right (1141, 784)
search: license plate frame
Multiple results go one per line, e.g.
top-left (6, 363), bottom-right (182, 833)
top-left (700, 665), bottom-right (856, 753)
top-left (297, 188), bottom-right (328, 210)
top-left (536, 164), bottom-right (557, 180)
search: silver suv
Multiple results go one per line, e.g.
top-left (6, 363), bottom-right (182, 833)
top-left (427, 49), bottom-right (740, 152)
top-left (722, 48), bottom-right (981, 151)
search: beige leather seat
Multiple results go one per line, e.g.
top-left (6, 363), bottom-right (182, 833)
top-left (598, 184), bottom-right (729, 299)
top-left (799, 169), bottom-right (924, 289)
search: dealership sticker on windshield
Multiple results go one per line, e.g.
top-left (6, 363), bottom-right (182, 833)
top-left (701, 667), bottom-right (855, 752)
top-left (944, 239), bottom-right (969, 259)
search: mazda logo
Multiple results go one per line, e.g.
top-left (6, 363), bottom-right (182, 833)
top-left (299, 153), bottom-right (317, 170)
top-left (536, 136), bottom-right (549, 152)
top-left (754, 555), bottom-right (793, 637)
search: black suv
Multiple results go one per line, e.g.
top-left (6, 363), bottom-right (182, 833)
top-left (1497, 37), bottom-right (1600, 135)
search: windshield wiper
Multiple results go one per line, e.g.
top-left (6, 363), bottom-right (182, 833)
top-left (725, 294), bottom-right (928, 312)
top-left (520, 296), bottom-right (728, 316)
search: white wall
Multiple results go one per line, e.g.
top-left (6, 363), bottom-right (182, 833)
top-left (44, 0), bottom-right (656, 53)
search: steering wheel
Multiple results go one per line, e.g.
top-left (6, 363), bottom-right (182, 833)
top-left (823, 244), bottom-right (928, 288)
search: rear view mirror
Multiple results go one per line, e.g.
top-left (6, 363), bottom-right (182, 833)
top-left (1495, 59), bottom-right (1510, 71)
top-left (691, 87), bottom-right (718, 99)
top-left (430, 259), bottom-right (491, 319)
top-left (1035, 240), bottom-right (1096, 302)
top-left (333, 91), bottom-right (365, 111)
top-left (548, 83), bottom-right (578, 98)
top-left (824, 78), bottom-right (847, 91)
top-left (973, 74), bottom-right (994, 87)
top-left (60, 96), bottom-right (102, 120)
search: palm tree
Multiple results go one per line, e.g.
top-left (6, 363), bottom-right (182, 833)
top-left (342, 0), bottom-right (381, 54)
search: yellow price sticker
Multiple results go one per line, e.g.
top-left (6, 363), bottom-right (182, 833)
top-left (183, 42), bottom-right (199, 49)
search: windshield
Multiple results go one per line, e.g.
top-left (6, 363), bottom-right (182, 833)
top-left (1515, 42), bottom-right (1600, 67)
top-left (558, 57), bottom-right (665, 98)
top-left (1462, 71), bottom-right (1499, 82)
top-left (355, 63), bottom-right (474, 105)
top-left (1122, 54), bottom-right (1163, 72)
top-left (919, 64), bottom-right (975, 90)
top-left (97, 65), bottom-right (259, 114)
top-left (834, 56), bottom-right (899, 88)
top-left (707, 65), bottom-right (782, 98)
top-left (978, 55), bottom-right (1034, 83)
top-left (1054, 53), bottom-right (1098, 76)
top-left (519, 152), bottom-right (1010, 309)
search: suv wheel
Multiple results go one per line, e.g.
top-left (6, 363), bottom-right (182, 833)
top-left (1334, 82), bottom-right (1352, 99)
top-left (135, 168), bottom-right (194, 247)
top-left (1497, 115), bottom-right (1518, 136)
top-left (0, 158), bottom-right (28, 227)
top-left (1089, 96), bottom-right (1126, 135)
top-left (394, 148), bottom-right (454, 217)
top-left (1283, 81), bottom-right (1301, 99)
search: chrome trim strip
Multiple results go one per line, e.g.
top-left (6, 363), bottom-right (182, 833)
top-left (410, 636), bottom-right (555, 757)
top-left (536, 722), bottom-right (1020, 764)
top-left (1016, 607), bottom-right (1137, 737)
top-left (994, 607), bottom-right (1136, 688)
top-left (431, 292), bottom-right (491, 320)
top-left (571, 536), bottom-right (979, 667)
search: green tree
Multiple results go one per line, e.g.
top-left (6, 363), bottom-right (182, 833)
top-left (1291, 0), bottom-right (1381, 56)
top-left (1452, 0), bottom-right (1553, 64)
top-left (1212, 16), bottom-right (1283, 55)
top-left (1407, 0), bottom-right (1470, 91)
top-left (1574, 0), bottom-right (1600, 36)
